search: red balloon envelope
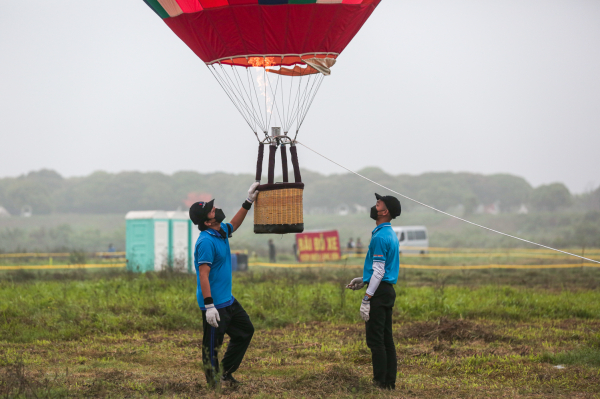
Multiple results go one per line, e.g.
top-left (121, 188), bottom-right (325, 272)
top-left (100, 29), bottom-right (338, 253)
top-left (143, 0), bottom-right (381, 136)
top-left (144, 0), bottom-right (380, 66)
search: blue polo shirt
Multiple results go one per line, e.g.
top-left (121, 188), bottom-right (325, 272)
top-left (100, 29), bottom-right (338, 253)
top-left (363, 223), bottom-right (400, 285)
top-left (194, 222), bottom-right (235, 310)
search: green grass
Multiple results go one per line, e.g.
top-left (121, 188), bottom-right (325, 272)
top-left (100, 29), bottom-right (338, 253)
top-left (2, 268), bottom-right (600, 344)
top-left (540, 347), bottom-right (600, 367)
top-left (2, 268), bottom-right (600, 398)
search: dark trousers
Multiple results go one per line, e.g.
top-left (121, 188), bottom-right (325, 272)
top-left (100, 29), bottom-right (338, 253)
top-left (365, 282), bottom-right (397, 389)
top-left (202, 299), bottom-right (254, 385)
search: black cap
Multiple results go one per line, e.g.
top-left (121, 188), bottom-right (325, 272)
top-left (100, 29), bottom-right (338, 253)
top-left (189, 199), bottom-right (214, 226)
top-left (375, 193), bottom-right (401, 219)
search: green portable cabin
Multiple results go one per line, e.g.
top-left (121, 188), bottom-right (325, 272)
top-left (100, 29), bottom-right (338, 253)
top-left (125, 211), bottom-right (170, 273)
top-left (167, 211), bottom-right (190, 272)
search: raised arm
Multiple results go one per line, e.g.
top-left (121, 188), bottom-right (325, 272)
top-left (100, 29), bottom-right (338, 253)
top-left (230, 182), bottom-right (259, 232)
top-left (230, 207), bottom-right (249, 233)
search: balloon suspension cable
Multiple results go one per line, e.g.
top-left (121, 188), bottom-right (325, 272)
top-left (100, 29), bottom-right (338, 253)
top-left (207, 65), bottom-right (257, 134)
top-left (296, 141), bottom-right (600, 265)
top-left (207, 57), bottom-right (327, 145)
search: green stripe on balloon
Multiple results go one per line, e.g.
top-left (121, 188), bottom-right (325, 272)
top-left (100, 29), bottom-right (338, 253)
top-left (145, 0), bottom-right (170, 19)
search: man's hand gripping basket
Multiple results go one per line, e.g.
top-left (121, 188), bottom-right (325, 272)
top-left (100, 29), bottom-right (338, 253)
top-left (253, 141), bottom-right (304, 234)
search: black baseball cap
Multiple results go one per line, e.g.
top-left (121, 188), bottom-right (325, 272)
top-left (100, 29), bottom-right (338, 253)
top-left (189, 199), bottom-right (214, 226)
top-left (375, 193), bottom-right (401, 219)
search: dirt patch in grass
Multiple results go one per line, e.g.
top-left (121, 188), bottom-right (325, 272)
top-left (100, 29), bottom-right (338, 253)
top-left (284, 364), bottom-right (373, 395)
top-left (551, 319), bottom-right (600, 331)
top-left (401, 318), bottom-right (501, 343)
top-left (0, 358), bottom-right (66, 398)
top-left (98, 369), bottom-right (130, 383)
top-left (146, 376), bottom-right (206, 396)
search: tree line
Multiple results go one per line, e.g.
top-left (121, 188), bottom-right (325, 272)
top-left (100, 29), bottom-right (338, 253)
top-left (0, 168), bottom-right (598, 216)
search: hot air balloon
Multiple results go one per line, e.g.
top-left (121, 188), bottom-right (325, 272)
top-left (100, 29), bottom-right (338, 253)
top-left (143, 0), bottom-right (381, 233)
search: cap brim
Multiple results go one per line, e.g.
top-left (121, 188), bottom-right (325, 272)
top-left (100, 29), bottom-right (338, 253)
top-left (204, 199), bottom-right (215, 213)
top-left (375, 193), bottom-right (383, 200)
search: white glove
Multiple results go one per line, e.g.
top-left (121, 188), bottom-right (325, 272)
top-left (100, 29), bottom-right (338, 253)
top-left (360, 298), bottom-right (370, 322)
top-left (346, 277), bottom-right (365, 290)
top-left (205, 304), bottom-right (220, 328)
top-left (247, 182), bottom-right (260, 203)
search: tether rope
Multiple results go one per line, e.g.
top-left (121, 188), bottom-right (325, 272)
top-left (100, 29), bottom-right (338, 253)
top-left (296, 141), bottom-right (600, 265)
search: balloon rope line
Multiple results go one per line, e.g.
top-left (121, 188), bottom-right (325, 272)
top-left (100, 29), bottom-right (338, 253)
top-left (208, 66), bottom-right (256, 134)
top-left (297, 74), bottom-right (324, 137)
top-left (232, 66), bottom-right (264, 132)
top-left (264, 69), bottom-right (283, 129)
top-left (296, 141), bottom-right (600, 264)
top-left (247, 68), bottom-right (267, 134)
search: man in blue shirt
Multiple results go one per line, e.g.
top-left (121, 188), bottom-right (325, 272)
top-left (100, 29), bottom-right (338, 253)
top-left (347, 193), bottom-right (401, 390)
top-left (189, 183), bottom-right (258, 388)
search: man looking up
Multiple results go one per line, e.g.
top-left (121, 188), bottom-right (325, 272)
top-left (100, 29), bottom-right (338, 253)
top-left (347, 193), bottom-right (401, 390)
top-left (189, 183), bottom-right (259, 388)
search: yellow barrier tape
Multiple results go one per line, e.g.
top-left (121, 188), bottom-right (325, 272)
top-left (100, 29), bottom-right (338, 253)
top-left (0, 252), bottom-right (126, 258)
top-left (0, 253), bottom-right (70, 258)
top-left (0, 264), bottom-right (126, 271)
top-left (399, 263), bottom-right (600, 270)
top-left (341, 253), bottom-right (600, 261)
top-left (401, 253), bottom-right (600, 260)
top-left (342, 247), bottom-right (600, 255)
top-left (4, 262), bottom-right (597, 271)
top-left (2, 249), bottom-right (597, 258)
top-left (424, 247), bottom-right (600, 253)
top-left (249, 262), bottom-right (337, 269)
top-left (249, 262), bottom-right (600, 270)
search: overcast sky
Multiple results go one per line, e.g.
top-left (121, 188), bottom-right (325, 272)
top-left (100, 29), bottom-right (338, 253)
top-left (1, 0), bottom-right (599, 193)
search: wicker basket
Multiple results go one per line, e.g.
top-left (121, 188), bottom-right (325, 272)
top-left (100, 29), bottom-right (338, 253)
top-left (253, 143), bottom-right (305, 234)
top-left (254, 186), bottom-right (304, 234)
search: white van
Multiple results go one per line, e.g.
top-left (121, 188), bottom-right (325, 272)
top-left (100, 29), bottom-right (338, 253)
top-left (392, 226), bottom-right (429, 254)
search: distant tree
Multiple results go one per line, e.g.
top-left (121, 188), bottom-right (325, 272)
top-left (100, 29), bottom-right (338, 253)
top-left (573, 211), bottom-right (600, 247)
top-left (0, 168), bottom-right (576, 217)
top-left (530, 183), bottom-right (572, 212)
top-left (468, 173), bottom-right (532, 211)
top-left (3, 169), bottom-right (64, 215)
top-left (463, 195), bottom-right (478, 216)
top-left (578, 186), bottom-right (600, 212)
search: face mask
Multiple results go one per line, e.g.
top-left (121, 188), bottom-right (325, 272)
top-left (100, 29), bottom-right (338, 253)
top-left (370, 206), bottom-right (380, 221)
top-left (214, 208), bottom-right (226, 224)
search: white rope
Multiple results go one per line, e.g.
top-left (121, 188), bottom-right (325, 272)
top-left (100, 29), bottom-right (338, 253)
top-left (296, 141), bottom-right (600, 265)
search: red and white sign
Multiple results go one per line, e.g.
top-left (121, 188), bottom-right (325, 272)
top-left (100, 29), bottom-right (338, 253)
top-left (296, 230), bottom-right (341, 263)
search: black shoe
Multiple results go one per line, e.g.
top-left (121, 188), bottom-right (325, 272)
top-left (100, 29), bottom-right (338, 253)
top-left (221, 373), bottom-right (241, 386)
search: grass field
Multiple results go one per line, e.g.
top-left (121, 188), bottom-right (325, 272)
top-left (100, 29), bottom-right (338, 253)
top-left (2, 266), bottom-right (600, 398)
